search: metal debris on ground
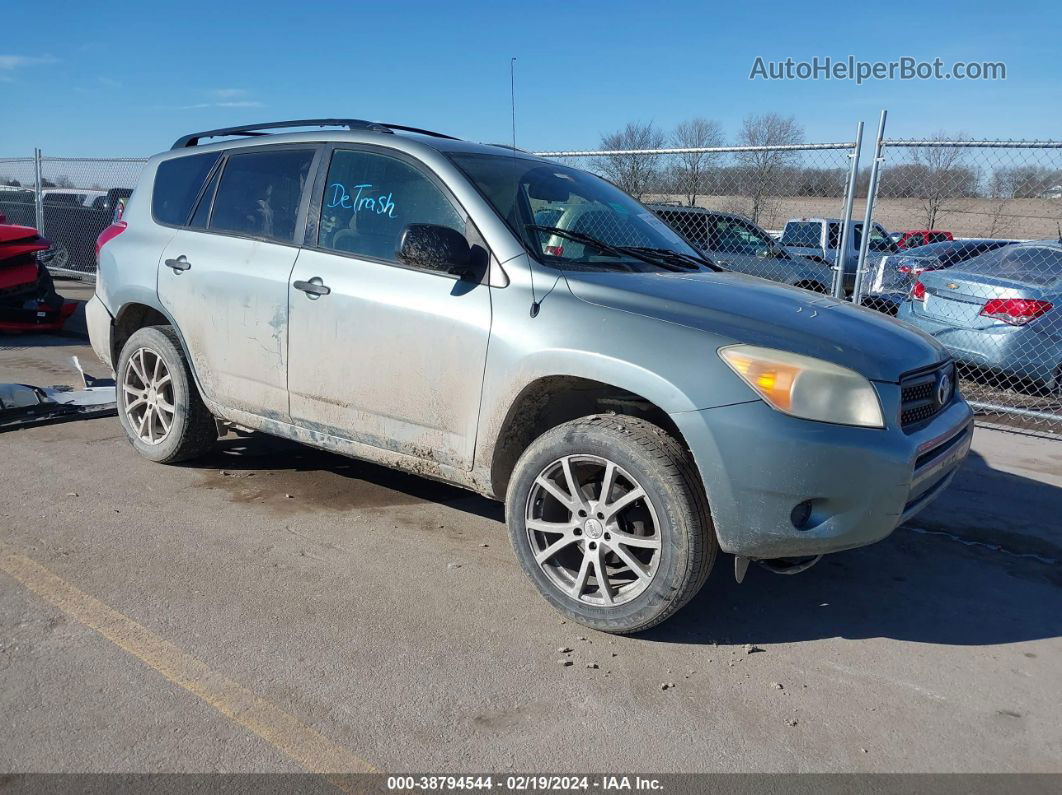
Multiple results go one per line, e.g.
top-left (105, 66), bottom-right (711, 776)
top-left (0, 357), bottom-right (116, 431)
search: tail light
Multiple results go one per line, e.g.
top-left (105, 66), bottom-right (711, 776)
top-left (911, 280), bottom-right (926, 301)
top-left (545, 244), bottom-right (564, 256)
top-left (95, 221), bottom-right (127, 261)
top-left (980, 298), bottom-right (1053, 326)
top-left (898, 264), bottom-right (926, 276)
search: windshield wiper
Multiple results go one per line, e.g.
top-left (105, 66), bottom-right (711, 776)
top-left (526, 226), bottom-right (693, 273)
top-left (620, 246), bottom-right (719, 272)
top-left (526, 225), bottom-right (628, 256)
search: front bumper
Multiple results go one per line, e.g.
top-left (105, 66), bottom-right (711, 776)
top-left (670, 395), bottom-right (973, 559)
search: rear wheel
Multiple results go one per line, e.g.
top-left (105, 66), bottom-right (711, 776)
top-left (505, 415), bottom-right (716, 634)
top-left (116, 325), bottom-right (217, 463)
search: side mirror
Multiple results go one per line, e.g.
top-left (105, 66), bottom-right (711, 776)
top-left (398, 223), bottom-right (472, 277)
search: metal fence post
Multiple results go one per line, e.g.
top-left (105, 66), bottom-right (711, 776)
top-left (852, 110), bottom-right (887, 304)
top-left (833, 121), bottom-right (864, 298)
top-left (33, 147), bottom-right (44, 233)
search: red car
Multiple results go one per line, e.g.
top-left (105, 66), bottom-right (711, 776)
top-left (0, 213), bottom-right (77, 332)
top-left (892, 229), bottom-right (954, 250)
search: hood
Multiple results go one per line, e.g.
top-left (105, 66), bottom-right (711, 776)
top-left (565, 269), bottom-right (945, 382)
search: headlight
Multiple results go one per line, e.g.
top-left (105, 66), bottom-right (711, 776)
top-left (719, 344), bottom-right (884, 428)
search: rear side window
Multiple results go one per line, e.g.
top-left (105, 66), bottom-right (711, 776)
top-left (152, 153), bottom-right (221, 225)
top-left (827, 223), bottom-right (840, 249)
top-left (659, 212), bottom-right (708, 246)
top-left (781, 222), bottom-right (820, 247)
top-left (928, 232), bottom-right (950, 244)
top-left (210, 149), bottom-right (314, 243)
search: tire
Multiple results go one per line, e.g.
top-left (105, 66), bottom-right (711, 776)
top-left (116, 325), bottom-right (217, 464)
top-left (505, 414), bottom-right (717, 634)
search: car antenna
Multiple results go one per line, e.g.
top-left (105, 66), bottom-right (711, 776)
top-left (510, 57), bottom-right (538, 319)
top-left (509, 58), bottom-right (541, 318)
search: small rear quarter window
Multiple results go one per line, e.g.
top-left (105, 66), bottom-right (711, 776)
top-left (152, 152), bottom-right (221, 226)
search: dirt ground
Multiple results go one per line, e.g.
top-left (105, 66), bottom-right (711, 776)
top-left (646, 195), bottom-right (1062, 240)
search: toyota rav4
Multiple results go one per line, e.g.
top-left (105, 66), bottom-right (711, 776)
top-left (87, 119), bottom-right (973, 633)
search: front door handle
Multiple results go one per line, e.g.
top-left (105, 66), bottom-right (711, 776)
top-left (293, 277), bottom-right (331, 298)
top-left (164, 255), bottom-right (191, 272)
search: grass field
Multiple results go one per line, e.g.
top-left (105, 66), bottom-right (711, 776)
top-left (647, 194), bottom-right (1062, 240)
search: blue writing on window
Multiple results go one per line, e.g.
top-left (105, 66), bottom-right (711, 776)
top-left (326, 182), bottom-right (396, 218)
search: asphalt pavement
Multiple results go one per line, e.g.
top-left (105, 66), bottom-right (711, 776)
top-left (1, 322), bottom-right (1059, 775)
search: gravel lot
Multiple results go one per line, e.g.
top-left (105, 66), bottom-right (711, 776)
top-left (1, 330), bottom-right (1060, 775)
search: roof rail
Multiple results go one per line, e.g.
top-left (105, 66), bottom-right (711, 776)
top-left (171, 119), bottom-right (459, 149)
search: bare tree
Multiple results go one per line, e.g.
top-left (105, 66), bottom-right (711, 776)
top-left (599, 122), bottom-right (666, 200)
top-left (671, 118), bottom-right (724, 206)
top-left (910, 133), bottom-right (971, 229)
top-left (735, 114), bottom-right (804, 225)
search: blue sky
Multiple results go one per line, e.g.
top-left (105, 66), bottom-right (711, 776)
top-left (0, 0), bottom-right (1056, 156)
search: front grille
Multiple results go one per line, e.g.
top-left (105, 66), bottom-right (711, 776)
top-left (900, 361), bottom-right (954, 429)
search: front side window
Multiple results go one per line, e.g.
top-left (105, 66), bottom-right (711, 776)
top-left (210, 149), bottom-right (314, 242)
top-left (152, 152), bottom-right (221, 226)
top-left (853, 223), bottom-right (897, 253)
top-left (318, 149), bottom-right (464, 262)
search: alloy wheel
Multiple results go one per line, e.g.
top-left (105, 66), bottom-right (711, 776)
top-left (525, 455), bottom-right (661, 606)
top-left (123, 347), bottom-right (175, 445)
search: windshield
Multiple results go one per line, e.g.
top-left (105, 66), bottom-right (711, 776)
top-left (448, 152), bottom-right (703, 271)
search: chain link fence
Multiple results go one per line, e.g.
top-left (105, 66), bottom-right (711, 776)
top-left (854, 139), bottom-right (1062, 436)
top-left (534, 142), bottom-right (860, 296)
top-left (0, 153), bottom-right (147, 280)
top-left (3, 129), bottom-right (1060, 436)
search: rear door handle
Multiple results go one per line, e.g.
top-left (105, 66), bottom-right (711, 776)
top-left (164, 256), bottom-right (191, 272)
top-left (293, 277), bottom-right (331, 298)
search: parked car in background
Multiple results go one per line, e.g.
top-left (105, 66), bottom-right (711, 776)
top-left (42, 188), bottom-right (109, 208)
top-left (899, 241), bottom-right (1062, 393)
top-left (87, 118), bottom-right (972, 634)
top-left (865, 238), bottom-right (1018, 314)
top-left (893, 229), bottom-right (954, 250)
top-left (779, 217), bottom-right (899, 293)
top-left (647, 205), bottom-right (836, 293)
top-left (0, 186), bottom-right (133, 275)
top-left (0, 214), bottom-right (77, 332)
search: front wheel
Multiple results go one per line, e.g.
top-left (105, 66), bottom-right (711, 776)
top-left (505, 415), bottom-right (717, 634)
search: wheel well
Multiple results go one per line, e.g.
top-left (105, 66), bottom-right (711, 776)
top-left (490, 376), bottom-right (689, 499)
top-left (112, 303), bottom-right (170, 363)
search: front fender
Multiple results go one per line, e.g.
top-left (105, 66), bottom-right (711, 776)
top-left (471, 277), bottom-right (756, 495)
